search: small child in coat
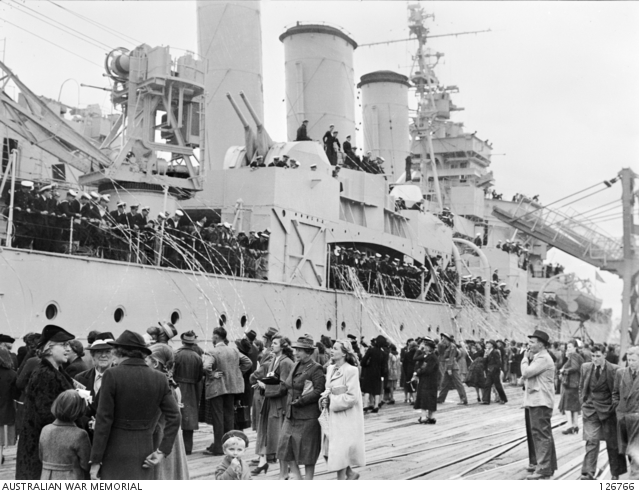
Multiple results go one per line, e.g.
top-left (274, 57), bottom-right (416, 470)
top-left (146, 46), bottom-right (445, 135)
top-left (214, 430), bottom-right (252, 480)
top-left (39, 389), bottom-right (91, 480)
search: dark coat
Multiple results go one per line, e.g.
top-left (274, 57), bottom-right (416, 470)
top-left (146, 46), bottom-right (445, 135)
top-left (65, 356), bottom-right (89, 379)
top-left (484, 349), bottom-right (502, 374)
top-left (360, 346), bottom-right (387, 395)
top-left (295, 124), bottom-right (312, 142)
top-left (90, 358), bottom-right (180, 480)
top-left (173, 346), bottom-right (203, 431)
top-left (580, 360), bottom-right (618, 421)
top-left (414, 353), bottom-right (440, 411)
top-left (283, 359), bottom-right (325, 420)
top-left (613, 367), bottom-right (639, 455)
top-left (16, 359), bottom-right (74, 480)
top-left (401, 348), bottom-right (417, 385)
top-left (0, 366), bottom-right (17, 426)
top-left (561, 352), bottom-right (584, 389)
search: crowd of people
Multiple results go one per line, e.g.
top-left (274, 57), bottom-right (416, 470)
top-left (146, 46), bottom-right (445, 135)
top-left (2, 322), bottom-right (639, 480)
top-left (0, 325), bottom-right (370, 481)
top-left (2, 181), bottom-right (270, 279)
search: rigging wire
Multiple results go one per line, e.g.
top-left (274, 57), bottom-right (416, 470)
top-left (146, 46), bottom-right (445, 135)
top-left (6, 0), bottom-right (111, 51)
top-left (46, 0), bottom-right (142, 46)
top-left (0, 18), bottom-right (103, 69)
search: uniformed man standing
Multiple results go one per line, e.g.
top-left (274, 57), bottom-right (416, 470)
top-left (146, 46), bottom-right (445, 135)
top-left (436, 333), bottom-right (468, 406)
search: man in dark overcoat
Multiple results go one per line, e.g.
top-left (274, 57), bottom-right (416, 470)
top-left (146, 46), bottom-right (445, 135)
top-left (579, 344), bottom-right (626, 480)
top-left (173, 331), bottom-right (204, 455)
top-left (295, 120), bottom-right (312, 141)
top-left (75, 333), bottom-right (116, 436)
top-left (89, 330), bottom-right (180, 480)
top-left (613, 345), bottom-right (639, 479)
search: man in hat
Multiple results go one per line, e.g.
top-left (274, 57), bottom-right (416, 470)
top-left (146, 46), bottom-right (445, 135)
top-left (90, 330), bottom-right (180, 480)
top-left (521, 329), bottom-right (557, 480)
top-left (203, 327), bottom-right (252, 456)
top-left (174, 331), bottom-right (204, 455)
top-left (127, 204), bottom-right (142, 230)
top-left (75, 332), bottom-right (116, 423)
top-left (110, 201), bottom-right (128, 226)
top-left (579, 344), bottom-right (626, 480)
top-left (295, 119), bottom-right (312, 141)
top-left (436, 333), bottom-right (468, 406)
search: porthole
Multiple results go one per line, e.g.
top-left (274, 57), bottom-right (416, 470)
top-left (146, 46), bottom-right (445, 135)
top-left (114, 307), bottom-right (125, 323)
top-left (240, 315), bottom-right (247, 328)
top-left (295, 317), bottom-right (302, 330)
top-left (282, 209), bottom-right (286, 216)
top-left (400, 323), bottom-right (405, 332)
top-left (472, 329), bottom-right (476, 335)
top-left (171, 310), bottom-right (180, 325)
top-left (428, 326), bottom-right (432, 333)
top-left (326, 320), bottom-right (332, 331)
top-left (219, 313), bottom-right (227, 327)
top-left (341, 321), bottom-right (346, 331)
top-left (45, 303), bottom-right (58, 320)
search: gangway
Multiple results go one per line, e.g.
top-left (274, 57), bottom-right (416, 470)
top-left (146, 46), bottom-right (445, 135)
top-left (492, 197), bottom-right (624, 275)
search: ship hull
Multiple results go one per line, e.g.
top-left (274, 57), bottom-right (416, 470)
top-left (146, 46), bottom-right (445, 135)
top-left (0, 248), bottom-right (610, 346)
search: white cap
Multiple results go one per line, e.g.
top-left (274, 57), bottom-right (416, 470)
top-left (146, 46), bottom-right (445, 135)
top-left (223, 222), bottom-right (231, 229)
top-left (67, 190), bottom-right (77, 197)
top-left (141, 206), bottom-right (150, 211)
top-left (21, 180), bottom-right (34, 188)
top-left (117, 201), bottom-right (126, 207)
top-left (81, 192), bottom-right (91, 200)
top-left (175, 210), bottom-right (184, 217)
top-left (90, 191), bottom-right (100, 200)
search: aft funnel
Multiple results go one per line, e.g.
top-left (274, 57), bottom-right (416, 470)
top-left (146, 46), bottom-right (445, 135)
top-left (358, 70), bottom-right (410, 181)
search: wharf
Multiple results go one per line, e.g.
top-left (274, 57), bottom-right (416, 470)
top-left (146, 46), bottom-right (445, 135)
top-left (0, 385), bottom-right (619, 480)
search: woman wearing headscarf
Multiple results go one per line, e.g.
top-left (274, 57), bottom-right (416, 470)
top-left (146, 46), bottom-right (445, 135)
top-left (413, 339), bottom-right (440, 424)
top-left (16, 325), bottom-right (75, 479)
top-left (251, 335), bottom-right (294, 478)
top-left (559, 339), bottom-right (584, 435)
top-left (320, 339), bottom-right (365, 479)
top-left (146, 343), bottom-right (189, 480)
top-left (277, 335), bottom-right (326, 480)
top-left (360, 336), bottom-right (388, 413)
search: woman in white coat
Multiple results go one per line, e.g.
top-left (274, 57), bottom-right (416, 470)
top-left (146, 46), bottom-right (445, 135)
top-left (320, 340), bottom-right (366, 480)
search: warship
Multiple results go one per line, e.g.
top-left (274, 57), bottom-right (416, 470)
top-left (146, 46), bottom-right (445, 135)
top-left (0, 2), bottom-right (611, 346)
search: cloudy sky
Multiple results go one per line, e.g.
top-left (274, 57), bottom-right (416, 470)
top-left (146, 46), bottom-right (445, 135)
top-left (2, 1), bottom-right (638, 318)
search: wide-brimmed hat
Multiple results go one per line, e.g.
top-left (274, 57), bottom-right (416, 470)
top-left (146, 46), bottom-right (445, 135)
top-left (440, 332), bottom-right (454, 342)
top-left (528, 329), bottom-right (550, 345)
top-left (108, 330), bottom-right (151, 355)
top-left (486, 339), bottom-right (497, 348)
top-left (37, 325), bottom-right (75, 349)
top-left (291, 335), bottom-right (314, 350)
top-left (89, 332), bottom-right (115, 351)
top-left (245, 329), bottom-right (257, 342)
top-left (0, 334), bottom-right (15, 344)
top-left (180, 331), bottom-right (198, 344)
top-left (235, 338), bottom-right (252, 356)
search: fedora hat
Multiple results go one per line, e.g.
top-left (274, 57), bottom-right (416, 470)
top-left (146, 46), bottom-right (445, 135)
top-left (38, 325), bottom-right (75, 349)
top-left (528, 329), bottom-right (550, 345)
top-left (291, 335), bottom-right (314, 350)
top-left (180, 331), bottom-right (198, 344)
top-left (264, 327), bottom-right (279, 340)
top-left (0, 334), bottom-right (15, 344)
top-left (108, 330), bottom-right (151, 355)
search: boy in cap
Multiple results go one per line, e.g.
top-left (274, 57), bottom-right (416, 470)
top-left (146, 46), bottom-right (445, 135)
top-left (214, 430), bottom-right (252, 479)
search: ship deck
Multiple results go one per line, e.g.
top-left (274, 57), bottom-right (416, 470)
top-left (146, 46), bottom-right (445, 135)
top-left (0, 385), bottom-right (624, 480)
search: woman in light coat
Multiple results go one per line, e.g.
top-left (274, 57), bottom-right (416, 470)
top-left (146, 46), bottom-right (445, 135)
top-left (320, 339), bottom-right (365, 480)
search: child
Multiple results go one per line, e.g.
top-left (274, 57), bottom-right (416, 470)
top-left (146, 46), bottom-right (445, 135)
top-left (214, 430), bottom-right (252, 480)
top-left (39, 390), bottom-right (91, 480)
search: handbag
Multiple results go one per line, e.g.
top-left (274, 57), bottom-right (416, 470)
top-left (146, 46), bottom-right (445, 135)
top-left (405, 379), bottom-right (417, 393)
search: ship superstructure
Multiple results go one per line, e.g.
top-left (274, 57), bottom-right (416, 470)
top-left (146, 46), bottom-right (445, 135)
top-left (0, 3), bottom-right (611, 345)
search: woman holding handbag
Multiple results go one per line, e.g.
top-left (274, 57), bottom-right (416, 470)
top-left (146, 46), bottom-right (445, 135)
top-left (320, 340), bottom-right (365, 479)
top-left (251, 335), bottom-right (294, 478)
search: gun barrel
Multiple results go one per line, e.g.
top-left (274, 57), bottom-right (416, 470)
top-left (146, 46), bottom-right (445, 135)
top-left (225, 93), bottom-right (250, 129)
top-left (239, 91), bottom-right (263, 130)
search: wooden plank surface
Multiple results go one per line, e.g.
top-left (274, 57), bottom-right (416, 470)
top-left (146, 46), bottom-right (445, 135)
top-left (0, 384), bottom-right (624, 480)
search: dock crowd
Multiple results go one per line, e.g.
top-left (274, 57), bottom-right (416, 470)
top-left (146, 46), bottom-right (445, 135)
top-left (1, 321), bottom-right (636, 481)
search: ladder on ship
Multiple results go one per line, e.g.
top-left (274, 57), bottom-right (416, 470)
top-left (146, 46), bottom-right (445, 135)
top-left (492, 197), bottom-right (624, 275)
